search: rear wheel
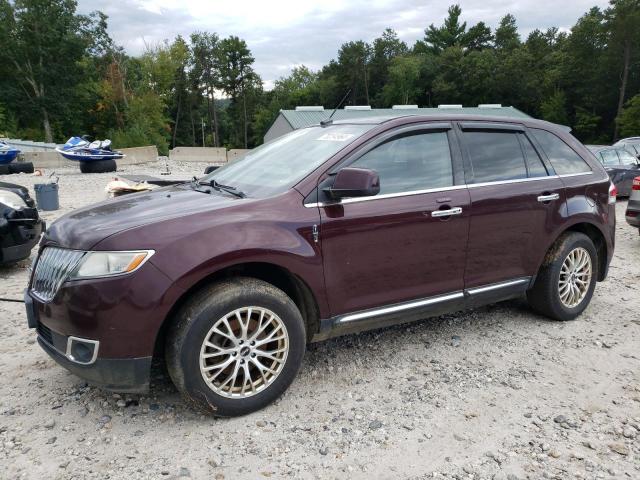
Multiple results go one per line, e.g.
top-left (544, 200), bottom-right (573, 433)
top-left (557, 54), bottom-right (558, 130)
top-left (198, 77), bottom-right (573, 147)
top-left (166, 277), bottom-right (306, 417)
top-left (79, 159), bottom-right (117, 173)
top-left (527, 232), bottom-right (597, 321)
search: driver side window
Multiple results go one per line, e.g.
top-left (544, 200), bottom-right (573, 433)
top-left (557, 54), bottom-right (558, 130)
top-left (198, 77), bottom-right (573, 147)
top-left (350, 131), bottom-right (453, 195)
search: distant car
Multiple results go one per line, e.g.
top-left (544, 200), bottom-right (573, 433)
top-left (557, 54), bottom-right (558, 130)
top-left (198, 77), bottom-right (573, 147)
top-left (587, 145), bottom-right (640, 196)
top-left (0, 182), bottom-right (45, 265)
top-left (613, 137), bottom-right (640, 159)
top-left (626, 176), bottom-right (640, 234)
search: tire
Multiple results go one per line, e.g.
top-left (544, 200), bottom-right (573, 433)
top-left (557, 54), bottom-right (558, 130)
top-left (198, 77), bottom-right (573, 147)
top-left (527, 232), bottom-right (598, 321)
top-left (79, 159), bottom-right (117, 173)
top-left (166, 277), bottom-right (306, 417)
top-left (8, 162), bottom-right (34, 174)
top-left (0, 165), bottom-right (10, 175)
top-left (204, 165), bottom-right (219, 175)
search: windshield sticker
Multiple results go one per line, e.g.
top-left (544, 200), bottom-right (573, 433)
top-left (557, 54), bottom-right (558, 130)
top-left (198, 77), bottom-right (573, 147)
top-left (316, 133), bottom-right (355, 142)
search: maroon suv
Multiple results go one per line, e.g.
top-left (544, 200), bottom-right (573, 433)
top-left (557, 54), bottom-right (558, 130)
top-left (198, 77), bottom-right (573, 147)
top-left (25, 115), bottom-right (616, 416)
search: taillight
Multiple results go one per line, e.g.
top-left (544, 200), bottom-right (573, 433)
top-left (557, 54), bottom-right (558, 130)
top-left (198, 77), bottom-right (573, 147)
top-left (608, 182), bottom-right (617, 204)
top-left (633, 177), bottom-right (640, 191)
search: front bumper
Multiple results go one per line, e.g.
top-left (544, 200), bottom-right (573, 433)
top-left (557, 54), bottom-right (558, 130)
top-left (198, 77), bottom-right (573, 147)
top-left (26, 257), bottom-right (182, 392)
top-left (38, 336), bottom-right (151, 392)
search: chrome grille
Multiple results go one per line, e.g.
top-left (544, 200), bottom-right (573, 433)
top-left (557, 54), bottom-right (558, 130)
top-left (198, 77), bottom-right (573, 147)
top-left (30, 247), bottom-right (85, 302)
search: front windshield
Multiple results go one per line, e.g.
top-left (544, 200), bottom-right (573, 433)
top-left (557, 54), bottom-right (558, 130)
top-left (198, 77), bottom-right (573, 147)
top-left (201, 124), bottom-right (373, 197)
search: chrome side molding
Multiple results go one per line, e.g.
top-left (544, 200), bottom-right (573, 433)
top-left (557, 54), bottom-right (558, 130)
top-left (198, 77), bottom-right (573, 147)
top-left (333, 277), bottom-right (531, 326)
top-left (336, 291), bottom-right (464, 324)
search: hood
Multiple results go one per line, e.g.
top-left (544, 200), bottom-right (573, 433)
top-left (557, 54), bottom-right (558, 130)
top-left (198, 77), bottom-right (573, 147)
top-left (45, 184), bottom-right (238, 250)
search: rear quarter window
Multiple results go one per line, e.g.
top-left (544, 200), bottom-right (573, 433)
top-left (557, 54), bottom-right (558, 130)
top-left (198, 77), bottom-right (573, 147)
top-left (530, 129), bottom-right (591, 175)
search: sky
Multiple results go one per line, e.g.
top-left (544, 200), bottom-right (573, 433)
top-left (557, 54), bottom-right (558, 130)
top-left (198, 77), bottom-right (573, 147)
top-left (77, 0), bottom-right (610, 89)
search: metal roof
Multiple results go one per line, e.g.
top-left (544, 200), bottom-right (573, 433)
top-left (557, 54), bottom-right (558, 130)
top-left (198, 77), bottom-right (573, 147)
top-left (279, 106), bottom-right (531, 130)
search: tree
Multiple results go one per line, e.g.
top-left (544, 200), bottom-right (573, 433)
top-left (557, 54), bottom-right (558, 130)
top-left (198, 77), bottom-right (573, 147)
top-left (0, 0), bottom-right (103, 142)
top-left (423, 4), bottom-right (467, 54)
top-left (190, 32), bottom-right (222, 146)
top-left (494, 14), bottom-right (520, 51)
top-left (218, 36), bottom-right (260, 148)
top-left (369, 29), bottom-right (408, 104)
top-left (604, 0), bottom-right (640, 139)
top-left (335, 41), bottom-right (372, 105)
top-left (382, 55), bottom-right (422, 105)
top-left (617, 94), bottom-right (640, 137)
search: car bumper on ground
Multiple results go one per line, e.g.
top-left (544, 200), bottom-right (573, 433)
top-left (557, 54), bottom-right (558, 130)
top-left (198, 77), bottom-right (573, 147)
top-left (0, 219), bottom-right (44, 264)
top-left (25, 259), bottom-right (180, 392)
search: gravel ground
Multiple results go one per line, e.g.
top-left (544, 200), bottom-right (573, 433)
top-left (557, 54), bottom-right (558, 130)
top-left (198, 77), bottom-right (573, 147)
top-left (0, 163), bottom-right (639, 480)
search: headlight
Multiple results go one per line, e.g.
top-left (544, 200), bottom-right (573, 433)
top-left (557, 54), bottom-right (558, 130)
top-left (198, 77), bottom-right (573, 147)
top-left (0, 190), bottom-right (28, 210)
top-left (69, 250), bottom-right (155, 279)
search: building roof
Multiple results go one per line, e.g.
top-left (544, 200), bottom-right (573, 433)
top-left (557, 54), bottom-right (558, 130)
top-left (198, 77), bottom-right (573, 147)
top-left (278, 106), bottom-right (531, 130)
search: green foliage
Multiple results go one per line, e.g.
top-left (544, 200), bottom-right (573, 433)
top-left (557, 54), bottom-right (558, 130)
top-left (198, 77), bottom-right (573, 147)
top-left (110, 93), bottom-right (170, 154)
top-left (0, 1), bottom-right (638, 149)
top-left (540, 90), bottom-right (569, 125)
top-left (617, 94), bottom-right (640, 137)
top-left (382, 55), bottom-right (422, 105)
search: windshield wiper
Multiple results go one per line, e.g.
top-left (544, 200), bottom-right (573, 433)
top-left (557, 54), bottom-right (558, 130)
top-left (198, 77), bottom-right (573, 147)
top-left (196, 178), bottom-right (246, 198)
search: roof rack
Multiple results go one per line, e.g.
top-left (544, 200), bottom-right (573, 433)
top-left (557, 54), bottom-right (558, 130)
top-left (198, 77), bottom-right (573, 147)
top-left (344, 105), bottom-right (372, 110)
top-left (437, 104), bottom-right (463, 109)
top-left (478, 104), bottom-right (503, 108)
top-left (392, 105), bottom-right (419, 109)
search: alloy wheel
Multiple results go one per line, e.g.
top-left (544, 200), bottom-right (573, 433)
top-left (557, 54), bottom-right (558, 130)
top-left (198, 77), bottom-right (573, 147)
top-left (199, 307), bottom-right (289, 398)
top-left (558, 247), bottom-right (592, 308)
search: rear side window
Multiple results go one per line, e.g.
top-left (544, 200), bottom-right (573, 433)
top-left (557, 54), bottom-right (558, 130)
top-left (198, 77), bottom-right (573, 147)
top-left (350, 131), bottom-right (453, 194)
top-left (519, 133), bottom-right (548, 177)
top-left (600, 149), bottom-right (620, 166)
top-left (530, 129), bottom-right (591, 175)
top-left (463, 131), bottom-right (528, 183)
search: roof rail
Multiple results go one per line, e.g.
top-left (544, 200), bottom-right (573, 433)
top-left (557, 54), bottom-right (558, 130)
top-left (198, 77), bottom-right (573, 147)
top-left (437, 104), bottom-right (463, 109)
top-left (392, 105), bottom-right (419, 109)
top-left (478, 104), bottom-right (503, 108)
top-left (344, 105), bottom-right (372, 110)
top-left (295, 106), bottom-right (324, 111)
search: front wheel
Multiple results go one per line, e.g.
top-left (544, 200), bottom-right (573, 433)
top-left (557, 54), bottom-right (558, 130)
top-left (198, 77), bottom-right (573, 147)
top-left (166, 277), bottom-right (306, 417)
top-left (527, 232), bottom-right (598, 321)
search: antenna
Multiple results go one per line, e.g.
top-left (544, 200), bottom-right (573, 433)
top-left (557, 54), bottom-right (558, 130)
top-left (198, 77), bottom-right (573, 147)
top-left (320, 89), bottom-right (352, 127)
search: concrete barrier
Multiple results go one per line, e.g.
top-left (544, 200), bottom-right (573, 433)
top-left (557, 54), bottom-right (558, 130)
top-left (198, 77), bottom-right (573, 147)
top-left (20, 151), bottom-right (74, 169)
top-left (227, 149), bottom-right (251, 162)
top-left (119, 146), bottom-right (158, 165)
top-left (169, 147), bottom-right (227, 164)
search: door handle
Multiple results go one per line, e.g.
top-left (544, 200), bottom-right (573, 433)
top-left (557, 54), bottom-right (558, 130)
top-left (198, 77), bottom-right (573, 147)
top-left (431, 207), bottom-right (463, 218)
top-left (537, 193), bottom-right (559, 203)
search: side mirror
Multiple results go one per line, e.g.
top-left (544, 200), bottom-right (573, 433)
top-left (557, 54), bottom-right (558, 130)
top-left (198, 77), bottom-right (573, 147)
top-left (325, 167), bottom-right (380, 200)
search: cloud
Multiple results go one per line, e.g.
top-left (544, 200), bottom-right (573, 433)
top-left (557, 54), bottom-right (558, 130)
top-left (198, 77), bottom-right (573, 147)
top-left (77, 0), bottom-right (609, 87)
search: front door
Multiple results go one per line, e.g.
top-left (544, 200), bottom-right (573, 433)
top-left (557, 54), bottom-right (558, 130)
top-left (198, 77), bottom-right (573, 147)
top-left (318, 126), bottom-right (470, 317)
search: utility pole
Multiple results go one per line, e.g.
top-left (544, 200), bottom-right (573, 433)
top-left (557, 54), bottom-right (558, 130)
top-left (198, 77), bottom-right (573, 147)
top-left (201, 118), bottom-right (206, 147)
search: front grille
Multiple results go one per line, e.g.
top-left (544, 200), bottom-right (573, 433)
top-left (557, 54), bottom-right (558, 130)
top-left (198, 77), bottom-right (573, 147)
top-left (30, 247), bottom-right (85, 302)
top-left (36, 321), bottom-right (53, 345)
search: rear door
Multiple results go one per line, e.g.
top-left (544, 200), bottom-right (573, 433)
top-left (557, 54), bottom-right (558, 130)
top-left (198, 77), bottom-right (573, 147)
top-left (458, 122), bottom-right (566, 288)
top-left (317, 124), bottom-right (470, 317)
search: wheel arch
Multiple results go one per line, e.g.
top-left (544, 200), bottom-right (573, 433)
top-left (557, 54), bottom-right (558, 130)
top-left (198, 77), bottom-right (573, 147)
top-left (153, 261), bottom-right (321, 360)
top-left (545, 221), bottom-right (609, 282)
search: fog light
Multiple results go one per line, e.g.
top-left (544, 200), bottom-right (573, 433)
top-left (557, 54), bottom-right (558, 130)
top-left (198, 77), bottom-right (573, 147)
top-left (66, 336), bottom-right (99, 365)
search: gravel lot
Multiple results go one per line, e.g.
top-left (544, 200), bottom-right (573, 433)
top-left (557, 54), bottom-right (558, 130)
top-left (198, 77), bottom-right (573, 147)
top-left (1, 163), bottom-right (639, 480)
